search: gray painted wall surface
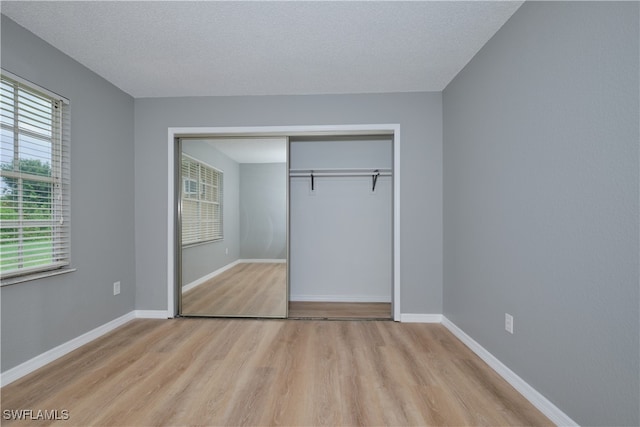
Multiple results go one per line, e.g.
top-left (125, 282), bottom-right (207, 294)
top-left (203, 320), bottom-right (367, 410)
top-left (443, 2), bottom-right (639, 425)
top-left (181, 141), bottom-right (240, 286)
top-left (290, 137), bottom-right (392, 170)
top-left (1, 16), bottom-right (135, 371)
top-left (289, 138), bottom-right (392, 301)
top-left (239, 163), bottom-right (287, 260)
top-left (135, 92), bottom-right (443, 314)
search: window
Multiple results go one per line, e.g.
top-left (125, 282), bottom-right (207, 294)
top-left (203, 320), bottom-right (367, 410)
top-left (183, 178), bottom-right (198, 196)
top-left (0, 72), bottom-right (70, 280)
top-left (181, 154), bottom-right (223, 245)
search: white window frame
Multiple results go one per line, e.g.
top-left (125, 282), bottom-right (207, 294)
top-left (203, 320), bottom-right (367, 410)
top-left (180, 154), bottom-right (223, 246)
top-left (0, 70), bottom-right (71, 283)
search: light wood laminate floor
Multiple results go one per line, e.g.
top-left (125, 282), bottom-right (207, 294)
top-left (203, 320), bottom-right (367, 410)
top-left (289, 301), bottom-right (392, 319)
top-left (2, 318), bottom-right (552, 426)
top-left (182, 262), bottom-right (286, 317)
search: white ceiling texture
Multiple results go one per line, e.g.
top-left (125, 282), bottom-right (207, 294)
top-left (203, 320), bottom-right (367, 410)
top-left (1, 1), bottom-right (523, 98)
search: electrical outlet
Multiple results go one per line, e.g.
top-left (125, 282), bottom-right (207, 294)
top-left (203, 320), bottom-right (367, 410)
top-left (113, 281), bottom-right (121, 295)
top-left (225, 248), bottom-right (229, 255)
top-left (505, 313), bottom-right (514, 334)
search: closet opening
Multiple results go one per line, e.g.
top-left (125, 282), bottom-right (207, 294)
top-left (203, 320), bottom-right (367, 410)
top-left (167, 125), bottom-right (401, 321)
top-left (288, 135), bottom-right (393, 320)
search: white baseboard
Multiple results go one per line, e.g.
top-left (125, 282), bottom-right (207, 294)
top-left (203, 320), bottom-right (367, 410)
top-left (135, 310), bottom-right (169, 319)
top-left (183, 259), bottom-right (285, 293)
top-left (441, 316), bottom-right (578, 427)
top-left (182, 260), bottom-right (241, 293)
top-left (289, 294), bottom-right (391, 303)
top-left (400, 313), bottom-right (443, 323)
top-left (0, 309), bottom-right (173, 387)
top-left (1, 311), bottom-right (136, 387)
top-left (239, 259), bottom-right (286, 263)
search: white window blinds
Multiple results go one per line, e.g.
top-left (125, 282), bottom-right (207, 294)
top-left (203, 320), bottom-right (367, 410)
top-left (181, 154), bottom-right (223, 246)
top-left (0, 73), bottom-right (71, 279)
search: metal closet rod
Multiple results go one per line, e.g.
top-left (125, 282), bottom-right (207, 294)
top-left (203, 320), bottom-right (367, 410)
top-left (288, 168), bottom-right (392, 177)
top-left (289, 168), bottom-right (392, 191)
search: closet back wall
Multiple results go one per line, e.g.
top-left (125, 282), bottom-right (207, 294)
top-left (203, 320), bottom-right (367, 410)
top-left (134, 92), bottom-right (443, 315)
top-left (289, 138), bottom-right (392, 302)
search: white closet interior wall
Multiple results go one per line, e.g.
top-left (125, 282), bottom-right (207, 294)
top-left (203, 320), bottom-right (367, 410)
top-left (289, 136), bottom-right (393, 302)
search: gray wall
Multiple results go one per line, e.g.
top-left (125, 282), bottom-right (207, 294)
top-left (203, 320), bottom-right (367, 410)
top-left (134, 92), bottom-right (443, 314)
top-left (181, 141), bottom-right (240, 286)
top-left (289, 137), bottom-right (392, 301)
top-left (0, 16), bottom-right (135, 371)
top-left (2, 6), bottom-right (637, 424)
top-left (239, 163), bottom-right (287, 260)
top-left (443, 2), bottom-right (639, 426)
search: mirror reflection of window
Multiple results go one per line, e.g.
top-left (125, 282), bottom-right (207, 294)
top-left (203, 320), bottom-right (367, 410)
top-left (179, 137), bottom-right (287, 318)
top-left (181, 154), bottom-right (223, 246)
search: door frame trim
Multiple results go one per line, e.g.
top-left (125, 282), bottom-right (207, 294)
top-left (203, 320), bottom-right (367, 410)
top-left (167, 124), bottom-right (401, 320)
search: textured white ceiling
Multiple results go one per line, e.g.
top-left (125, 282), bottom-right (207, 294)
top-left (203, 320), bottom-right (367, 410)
top-left (1, 1), bottom-right (523, 98)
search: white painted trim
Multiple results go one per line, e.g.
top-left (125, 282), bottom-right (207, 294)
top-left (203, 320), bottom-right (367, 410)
top-left (290, 295), bottom-right (391, 303)
top-left (392, 127), bottom-right (401, 322)
top-left (182, 260), bottom-right (242, 293)
top-left (441, 317), bottom-right (579, 427)
top-left (399, 313), bottom-right (443, 323)
top-left (168, 124), bottom-right (401, 321)
top-left (0, 310), bottom-right (174, 387)
top-left (134, 310), bottom-right (169, 319)
top-left (170, 125), bottom-right (397, 138)
top-left (0, 311), bottom-right (135, 387)
top-left (182, 259), bottom-right (284, 293)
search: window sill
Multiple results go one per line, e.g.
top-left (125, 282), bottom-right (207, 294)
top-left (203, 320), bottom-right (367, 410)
top-left (1, 267), bottom-right (77, 287)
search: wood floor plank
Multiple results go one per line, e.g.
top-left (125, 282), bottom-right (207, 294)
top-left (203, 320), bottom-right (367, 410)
top-left (288, 301), bottom-right (392, 319)
top-left (1, 318), bottom-right (553, 426)
top-left (182, 262), bottom-right (287, 317)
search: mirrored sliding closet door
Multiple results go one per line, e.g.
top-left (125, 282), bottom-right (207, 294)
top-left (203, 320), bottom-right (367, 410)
top-left (178, 137), bottom-right (288, 318)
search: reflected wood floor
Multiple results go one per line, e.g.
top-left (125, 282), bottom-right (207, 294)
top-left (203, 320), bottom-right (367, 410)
top-left (289, 301), bottom-right (392, 319)
top-left (182, 262), bottom-right (286, 317)
top-left (2, 318), bottom-right (553, 426)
